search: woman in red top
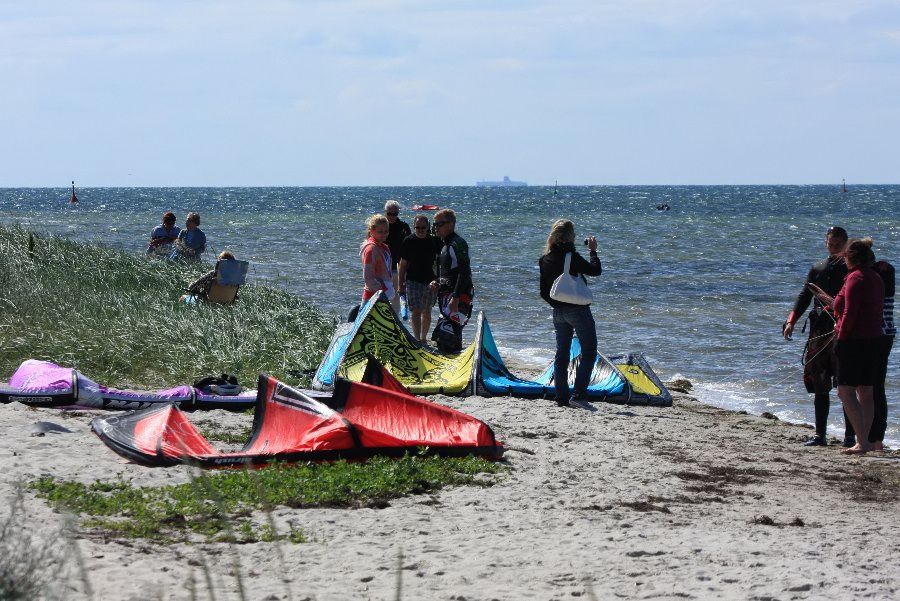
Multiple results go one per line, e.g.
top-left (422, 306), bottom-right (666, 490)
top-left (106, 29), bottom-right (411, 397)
top-left (360, 214), bottom-right (395, 303)
top-left (833, 239), bottom-right (885, 455)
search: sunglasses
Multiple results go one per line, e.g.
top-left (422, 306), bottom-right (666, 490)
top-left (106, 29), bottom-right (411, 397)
top-left (414, 226), bottom-right (428, 230)
top-left (386, 212), bottom-right (399, 217)
top-left (434, 220), bottom-right (451, 227)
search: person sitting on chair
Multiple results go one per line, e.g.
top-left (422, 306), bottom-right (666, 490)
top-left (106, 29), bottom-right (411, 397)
top-left (182, 251), bottom-right (236, 302)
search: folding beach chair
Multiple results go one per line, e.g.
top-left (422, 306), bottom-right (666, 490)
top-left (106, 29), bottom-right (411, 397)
top-left (206, 259), bottom-right (250, 305)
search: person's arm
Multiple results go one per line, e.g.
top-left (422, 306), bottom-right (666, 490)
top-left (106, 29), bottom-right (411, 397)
top-left (188, 270), bottom-right (216, 296)
top-left (784, 266), bottom-right (816, 339)
top-left (451, 238), bottom-right (472, 298)
top-left (361, 244), bottom-right (386, 293)
top-left (448, 238), bottom-right (472, 313)
top-left (835, 275), bottom-right (861, 340)
top-left (398, 258), bottom-right (409, 295)
top-left (148, 226), bottom-right (165, 247)
top-left (195, 231), bottom-right (207, 255)
top-left (572, 250), bottom-right (602, 278)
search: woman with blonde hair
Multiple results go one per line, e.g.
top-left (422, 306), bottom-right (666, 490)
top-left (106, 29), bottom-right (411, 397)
top-left (360, 214), bottom-right (396, 303)
top-left (538, 219), bottom-right (602, 410)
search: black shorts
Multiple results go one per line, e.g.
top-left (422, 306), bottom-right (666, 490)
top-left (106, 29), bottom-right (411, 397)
top-left (835, 338), bottom-right (880, 387)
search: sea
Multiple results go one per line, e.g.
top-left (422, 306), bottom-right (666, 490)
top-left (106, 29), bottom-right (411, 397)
top-left (2, 185), bottom-right (898, 446)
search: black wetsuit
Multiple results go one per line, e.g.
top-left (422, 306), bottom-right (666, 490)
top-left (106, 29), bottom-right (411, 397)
top-left (431, 231), bottom-right (474, 352)
top-left (789, 255), bottom-right (847, 439)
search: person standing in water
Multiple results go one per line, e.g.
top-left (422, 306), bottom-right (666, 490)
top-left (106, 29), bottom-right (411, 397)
top-left (783, 226), bottom-right (851, 447)
top-left (173, 212), bottom-right (206, 261)
top-left (147, 212), bottom-right (180, 256)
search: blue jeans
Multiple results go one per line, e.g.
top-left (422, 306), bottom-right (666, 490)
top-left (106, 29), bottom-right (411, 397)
top-left (552, 305), bottom-right (598, 401)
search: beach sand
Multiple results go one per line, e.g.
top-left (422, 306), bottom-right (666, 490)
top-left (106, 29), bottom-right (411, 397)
top-left (2, 387), bottom-right (899, 601)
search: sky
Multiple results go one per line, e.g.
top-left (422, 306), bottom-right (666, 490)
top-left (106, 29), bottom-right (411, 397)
top-left (2, 0), bottom-right (899, 187)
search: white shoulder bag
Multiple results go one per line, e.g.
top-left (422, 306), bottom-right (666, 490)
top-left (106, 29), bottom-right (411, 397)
top-left (549, 252), bottom-right (593, 305)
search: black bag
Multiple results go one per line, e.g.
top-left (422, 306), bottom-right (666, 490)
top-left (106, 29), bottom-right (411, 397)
top-left (193, 373), bottom-right (241, 395)
top-left (431, 317), bottom-right (462, 353)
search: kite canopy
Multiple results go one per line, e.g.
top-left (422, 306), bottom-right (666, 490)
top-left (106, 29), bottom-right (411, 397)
top-left (313, 292), bottom-right (671, 406)
top-left (0, 359), bottom-right (257, 410)
top-left (91, 358), bottom-right (504, 468)
top-left (314, 293), bottom-right (477, 395)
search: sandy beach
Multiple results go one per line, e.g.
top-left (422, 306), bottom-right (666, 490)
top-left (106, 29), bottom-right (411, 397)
top-left (2, 385), bottom-right (899, 601)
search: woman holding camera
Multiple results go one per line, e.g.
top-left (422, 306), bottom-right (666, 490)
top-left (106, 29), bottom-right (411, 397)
top-left (539, 219), bottom-right (602, 410)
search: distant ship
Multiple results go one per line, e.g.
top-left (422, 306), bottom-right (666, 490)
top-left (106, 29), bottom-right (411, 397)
top-left (476, 176), bottom-right (527, 187)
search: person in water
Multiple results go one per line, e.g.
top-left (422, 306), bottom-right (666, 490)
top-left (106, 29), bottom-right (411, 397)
top-left (173, 212), bottom-right (206, 261)
top-left (360, 214), bottom-right (395, 303)
top-left (384, 200), bottom-right (411, 314)
top-left (783, 226), bottom-right (850, 447)
top-left (833, 239), bottom-right (884, 455)
top-left (429, 209), bottom-right (473, 353)
top-left (539, 219), bottom-right (602, 410)
top-left (398, 214), bottom-right (441, 343)
top-left (147, 212), bottom-right (180, 256)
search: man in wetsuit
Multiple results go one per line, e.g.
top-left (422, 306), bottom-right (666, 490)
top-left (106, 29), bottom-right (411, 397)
top-left (783, 226), bottom-right (851, 447)
top-left (429, 208), bottom-right (474, 352)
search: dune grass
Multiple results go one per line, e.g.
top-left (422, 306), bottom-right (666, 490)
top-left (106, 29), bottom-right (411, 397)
top-left (0, 225), bottom-right (334, 388)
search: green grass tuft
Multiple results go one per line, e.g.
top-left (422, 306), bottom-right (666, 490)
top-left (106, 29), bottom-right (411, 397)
top-left (31, 455), bottom-right (501, 543)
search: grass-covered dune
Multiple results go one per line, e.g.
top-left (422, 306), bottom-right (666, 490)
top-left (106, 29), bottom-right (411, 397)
top-left (0, 225), bottom-right (335, 389)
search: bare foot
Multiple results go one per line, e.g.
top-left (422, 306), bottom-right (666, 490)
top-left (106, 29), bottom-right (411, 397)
top-left (872, 441), bottom-right (884, 451)
top-left (841, 444), bottom-right (872, 455)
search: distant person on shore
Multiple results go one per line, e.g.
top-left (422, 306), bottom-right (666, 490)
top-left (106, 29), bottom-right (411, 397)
top-left (782, 226), bottom-right (850, 447)
top-left (181, 251), bottom-right (237, 302)
top-left (539, 219), bottom-right (602, 411)
top-left (360, 214), bottom-right (395, 304)
top-left (398, 214), bottom-right (441, 343)
top-left (832, 239), bottom-right (884, 455)
top-left (384, 200), bottom-right (411, 314)
top-left (146, 212), bottom-right (180, 256)
top-left (172, 212), bottom-right (206, 261)
top-left (429, 209), bottom-right (473, 353)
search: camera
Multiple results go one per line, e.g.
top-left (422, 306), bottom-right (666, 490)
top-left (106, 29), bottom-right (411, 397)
top-left (583, 238), bottom-right (591, 245)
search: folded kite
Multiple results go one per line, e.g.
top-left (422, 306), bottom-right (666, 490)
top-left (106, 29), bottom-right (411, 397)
top-left (90, 357), bottom-right (504, 468)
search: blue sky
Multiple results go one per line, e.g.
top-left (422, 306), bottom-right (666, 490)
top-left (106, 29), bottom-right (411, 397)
top-left (2, 1), bottom-right (898, 186)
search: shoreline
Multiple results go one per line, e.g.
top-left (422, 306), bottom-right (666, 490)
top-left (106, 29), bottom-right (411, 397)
top-left (2, 386), bottom-right (898, 600)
